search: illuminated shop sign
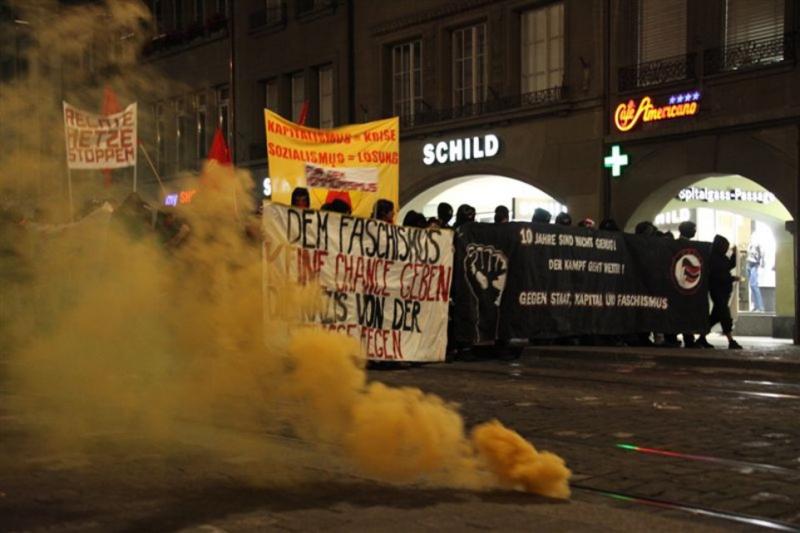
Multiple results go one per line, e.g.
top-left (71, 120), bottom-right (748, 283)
top-left (263, 177), bottom-right (272, 197)
top-left (163, 189), bottom-right (197, 207)
top-left (677, 186), bottom-right (775, 204)
top-left (422, 134), bottom-right (500, 165)
top-left (614, 91), bottom-right (701, 132)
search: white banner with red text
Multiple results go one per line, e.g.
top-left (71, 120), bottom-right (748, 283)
top-left (262, 202), bottom-right (453, 362)
top-left (63, 101), bottom-right (137, 169)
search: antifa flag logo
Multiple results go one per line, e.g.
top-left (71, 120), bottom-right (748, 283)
top-left (465, 244), bottom-right (508, 340)
top-left (672, 249), bottom-right (703, 294)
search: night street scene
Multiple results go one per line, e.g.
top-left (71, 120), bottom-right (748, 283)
top-left (1, 0), bottom-right (800, 532)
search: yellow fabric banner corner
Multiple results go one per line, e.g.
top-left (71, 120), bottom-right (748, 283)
top-left (264, 109), bottom-right (399, 217)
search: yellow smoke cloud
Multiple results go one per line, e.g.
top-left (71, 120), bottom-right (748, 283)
top-left (0, 0), bottom-right (570, 500)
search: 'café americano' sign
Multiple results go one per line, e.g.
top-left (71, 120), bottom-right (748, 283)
top-left (614, 91), bottom-right (701, 133)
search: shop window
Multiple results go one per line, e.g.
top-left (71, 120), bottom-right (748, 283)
top-left (521, 3), bottom-right (564, 94)
top-left (291, 71), bottom-right (305, 122)
top-left (216, 0), bottom-right (228, 17)
top-left (176, 97), bottom-right (195, 171)
top-left (392, 40), bottom-right (423, 123)
top-left (318, 64), bottom-right (334, 128)
top-left (452, 23), bottom-right (487, 108)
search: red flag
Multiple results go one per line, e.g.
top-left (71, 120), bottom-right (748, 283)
top-left (297, 100), bottom-right (309, 125)
top-left (324, 190), bottom-right (352, 210)
top-left (101, 86), bottom-right (122, 187)
top-left (207, 127), bottom-right (232, 166)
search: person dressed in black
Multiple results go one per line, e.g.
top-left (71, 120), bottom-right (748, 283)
top-left (453, 204), bottom-right (476, 228)
top-left (437, 202), bottom-right (454, 228)
top-left (291, 187), bottom-right (310, 208)
top-left (696, 235), bottom-right (743, 350)
top-left (555, 212), bottom-right (572, 226)
top-left (678, 221), bottom-right (698, 348)
top-left (494, 205), bottom-right (509, 223)
top-left (532, 207), bottom-right (551, 224)
top-left (372, 199), bottom-right (395, 224)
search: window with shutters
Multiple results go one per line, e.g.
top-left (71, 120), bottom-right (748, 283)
top-left (453, 24), bottom-right (487, 108)
top-left (318, 65), bottom-right (334, 129)
top-left (624, 0), bottom-right (690, 89)
top-left (392, 40), bottom-right (423, 123)
top-left (521, 3), bottom-right (564, 94)
top-left (723, 0), bottom-right (785, 69)
top-left (638, 0), bottom-right (687, 63)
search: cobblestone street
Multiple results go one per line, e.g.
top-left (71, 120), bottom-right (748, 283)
top-left (2, 345), bottom-right (799, 532)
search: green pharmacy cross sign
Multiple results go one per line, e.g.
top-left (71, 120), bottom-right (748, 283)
top-left (604, 144), bottom-right (629, 178)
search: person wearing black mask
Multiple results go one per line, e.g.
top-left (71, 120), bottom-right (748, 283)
top-left (437, 202), bottom-right (454, 228)
top-left (695, 235), bottom-right (743, 349)
top-left (555, 212), bottom-right (572, 226)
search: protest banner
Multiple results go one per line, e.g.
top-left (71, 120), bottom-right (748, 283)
top-left (451, 223), bottom-right (712, 343)
top-left (262, 202), bottom-right (452, 362)
top-left (63, 101), bottom-right (137, 170)
top-left (264, 110), bottom-right (399, 217)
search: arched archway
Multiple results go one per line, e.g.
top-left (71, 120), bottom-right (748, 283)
top-left (628, 173), bottom-right (794, 338)
top-left (401, 174), bottom-right (567, 223)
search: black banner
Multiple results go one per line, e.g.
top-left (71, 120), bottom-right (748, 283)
top-left (451, 222), bottom-right (712, 343)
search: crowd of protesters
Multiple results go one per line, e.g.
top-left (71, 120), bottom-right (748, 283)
top-left (398, 199), bottom-right (743, 353)
top-left (286, 189), bottom-right (744, 352)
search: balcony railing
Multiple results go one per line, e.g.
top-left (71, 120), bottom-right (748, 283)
top-left (401, 85), bottom-right (566, 128)
top-left (249, 4), bottom-right (287, 31)
top-left (704, 33), bottom-right (796, 76)
top-left (618, 53), bottom-right (696, 92)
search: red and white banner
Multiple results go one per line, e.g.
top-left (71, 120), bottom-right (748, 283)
top-left (262, 202), bottom-right (453, 362)
top-left (63, 101), bottom-right (137, 169)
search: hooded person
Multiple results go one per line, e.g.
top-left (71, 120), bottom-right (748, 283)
top-left (453, 204), bottom-right (476, 228)
top-left (532, 207), bottom-right (551, 224)
top-left (555, 212), bottom-right (572, 226)
top-left (599, 218), bottom-right (620, 231)
top-left (696, 235), bottom-right (743, 350)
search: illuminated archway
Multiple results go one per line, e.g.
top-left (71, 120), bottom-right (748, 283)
top-left (401, 174), bottom-right (567, 223)
top-left (628, 173), bottom-right (794, 337)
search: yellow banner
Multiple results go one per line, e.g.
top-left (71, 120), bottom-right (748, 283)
top-left (265, 110), bottom-right (399, 218)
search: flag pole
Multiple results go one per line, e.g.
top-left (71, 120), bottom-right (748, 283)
top-left (137, 141), bottom-right (167, 197)
top-left (67, 168), bottom-right (74, 222)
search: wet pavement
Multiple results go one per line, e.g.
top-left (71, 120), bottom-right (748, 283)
top-left (1, 343), bottom-right (799, 532)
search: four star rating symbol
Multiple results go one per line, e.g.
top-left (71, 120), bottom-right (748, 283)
top-left (668, 91), bottom-right (701, 105)
top-left (604, 144), bottom-right (629, 178)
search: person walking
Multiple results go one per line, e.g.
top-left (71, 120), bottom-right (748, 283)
top-left (746, 239), bottom-right (765, 312)
top-left (678, 221), bottom-right (698, 348)
top-left (696, 235), bottom-right (743, 350)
